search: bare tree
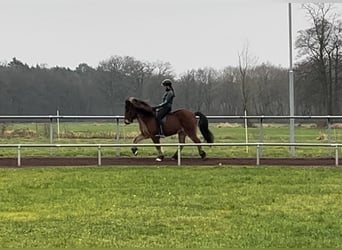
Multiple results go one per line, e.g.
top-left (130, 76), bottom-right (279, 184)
top-left (152, 61), bottom-right (174, 77)
top-left (177, 70), bottom-right (197, 110)
top-left (237, 42), bottom-right (257, 116)
top-left (252, 64), bottom-right (288, 115)
top-left (296, 3), bottom-right (342, 114)
top-left (219, 67), bottom-right (242, 115)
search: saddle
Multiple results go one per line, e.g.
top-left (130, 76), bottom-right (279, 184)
top-left (160, 110), bottom-right (178, 124)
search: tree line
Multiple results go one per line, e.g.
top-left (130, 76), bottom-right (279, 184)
top-left (0, 3), bottom-right (341, 116)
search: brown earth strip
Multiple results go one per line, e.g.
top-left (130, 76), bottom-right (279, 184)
top-left (0, 157), bottom-right (339, 168)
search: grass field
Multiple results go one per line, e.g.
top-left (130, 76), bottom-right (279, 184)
top-left (0, 121), bottom-right (341, 158)
top-left (1, 166), bottom-right (342, 247)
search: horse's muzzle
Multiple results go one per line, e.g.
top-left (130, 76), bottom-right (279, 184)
top-left (124, 119), bottom-right (131, 125)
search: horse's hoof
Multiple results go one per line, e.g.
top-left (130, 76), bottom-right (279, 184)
top-left (156, 155), bottom-right (164, 162)
top-left (200, 151), bottom-right (206, 160)
top-left (131, 147), bottom-right (138, 156)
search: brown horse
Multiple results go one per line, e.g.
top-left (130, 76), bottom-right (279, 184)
top-left (124, 97), bottom-right (214, 161)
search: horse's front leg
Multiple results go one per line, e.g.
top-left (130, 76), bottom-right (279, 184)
top-left (131, 133), bottom-right (147, 156)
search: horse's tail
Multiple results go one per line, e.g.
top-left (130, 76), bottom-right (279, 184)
top-left (195, 111), bottom-right (214, 143)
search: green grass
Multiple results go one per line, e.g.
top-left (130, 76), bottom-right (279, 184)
top-left (0, 166), bottom-right (342, 247)
top-left (0, 121), bottom-right (341, 158)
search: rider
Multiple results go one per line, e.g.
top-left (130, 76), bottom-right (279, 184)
top-left (152, 79), bottom-right (175, 137)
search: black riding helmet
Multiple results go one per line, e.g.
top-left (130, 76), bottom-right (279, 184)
top-left (161, 79), bottom-right (173, 87)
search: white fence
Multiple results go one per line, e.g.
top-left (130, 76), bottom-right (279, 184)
top-left (1, 142), bottom-right (341, 167)
top-left (1, 115), bottom-right (342, 167)
top-left (1, 114), bottom-right (342, 144)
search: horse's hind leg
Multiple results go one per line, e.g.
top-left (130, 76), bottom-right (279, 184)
top-left (131, 133), bottom-right (147, 156)
top-left (187, 131), bottom-right (206, 160)
top-left (172, 131), bottom-right (186, 160)
top-left (151, 137), bottom-right (164, 161)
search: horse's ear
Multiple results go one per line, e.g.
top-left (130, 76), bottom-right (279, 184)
top-left (126, 97), bottom-right (135, 106)
top-left (131, 98), bottom-right (139, 106)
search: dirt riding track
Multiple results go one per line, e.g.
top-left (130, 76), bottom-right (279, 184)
top-left (0, 157), bottom-right (339, 168)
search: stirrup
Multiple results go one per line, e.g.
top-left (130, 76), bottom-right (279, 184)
top-left (155, 134), bottom-right (165, 138)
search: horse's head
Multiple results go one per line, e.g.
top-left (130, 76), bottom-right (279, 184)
top-left (124, 97), bottom-right (154, 124)
top-left (124, 97), bottom-right (137, 124)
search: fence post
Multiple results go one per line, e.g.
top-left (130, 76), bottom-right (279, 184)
top-left (17, 145), bottom-right (21, 167)
top-left (56, 110), bottom-right (60, 140)
top-left (49, 117), bottom-right (54, 156)
top-left (327, 117), bottom-right (332, 143)
top-left (177, 144), bottom-right (181, 166)
top-left (115, 118), bottom-right (120, 157)
top-left (335, 145), bottom-right (339, 167)
top-left (49, 116), bottom-right (54, 144)
top-left (259, 117), bottom-right (264, 157)
top-left (244, 110), bottom-right (249, 153)
top-left (98, 146), bottom-right (102, 166)
top-left (256, 144), bottom-right (260, 166)
top-left (327, 117), bottom-right (334, 157)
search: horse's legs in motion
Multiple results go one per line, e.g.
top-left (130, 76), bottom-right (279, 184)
top-left (131, 134), bottom-right (164, 161)
top-left (131, 133), bottom-right (147, 156)
top-left (151, 136), bottom-right (164, 161)
top-left (187, 130), bottom-right (206, 160)
top-left (172, 131), bottom-right (186, 160)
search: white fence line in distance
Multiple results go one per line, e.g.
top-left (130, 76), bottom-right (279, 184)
top-left (1, 142), bottom-right (340, 167)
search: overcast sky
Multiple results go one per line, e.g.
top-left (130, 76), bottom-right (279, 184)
top-left (1, 0), bottom-right (341, 75)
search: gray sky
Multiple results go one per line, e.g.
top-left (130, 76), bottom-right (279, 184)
top-left (1, 0), bottom-right (341, 75)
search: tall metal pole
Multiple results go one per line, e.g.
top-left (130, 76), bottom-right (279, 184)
top-left (288, 3), bottom-right (295, 157)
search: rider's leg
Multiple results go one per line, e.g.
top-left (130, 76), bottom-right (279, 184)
top-left (155, 113), bottom-right (165, 137)
top-left (155, 107), bottom-right (170, 137)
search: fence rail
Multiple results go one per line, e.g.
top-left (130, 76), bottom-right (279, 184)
top-left (1, 114), bottom-right (341, 142)
top-left (1, 115), bottom-right (342, 119)
top-left (1, 142), bottom-right (341, 167)
top-left (1, 115), bottom-right (342, 164)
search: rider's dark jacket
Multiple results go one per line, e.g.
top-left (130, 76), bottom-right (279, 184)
top-left (155, 89), bottom-right (175, 110)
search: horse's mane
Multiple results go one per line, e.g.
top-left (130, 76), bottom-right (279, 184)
top-left (126, 97), bottom-right (154, 116)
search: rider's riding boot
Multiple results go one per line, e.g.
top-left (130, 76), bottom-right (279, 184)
top-left (156, 125), bottom-right (165, 138)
